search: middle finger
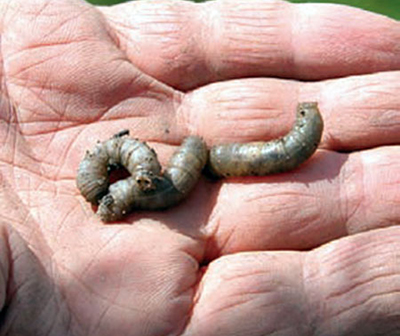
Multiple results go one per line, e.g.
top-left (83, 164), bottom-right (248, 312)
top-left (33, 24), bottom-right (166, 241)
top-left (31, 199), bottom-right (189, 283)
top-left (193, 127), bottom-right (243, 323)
top-left (178, 71), bottom-right (400, 151)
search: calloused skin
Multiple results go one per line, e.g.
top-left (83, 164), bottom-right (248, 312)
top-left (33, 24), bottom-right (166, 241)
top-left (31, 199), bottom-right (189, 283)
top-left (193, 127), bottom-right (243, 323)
top-left (0, 0), bottom-right (400, 335)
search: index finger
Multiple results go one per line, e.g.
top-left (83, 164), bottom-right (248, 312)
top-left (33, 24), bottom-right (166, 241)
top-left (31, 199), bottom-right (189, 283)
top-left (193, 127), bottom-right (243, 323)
top-left (101, 0), bottom-right (400, 89)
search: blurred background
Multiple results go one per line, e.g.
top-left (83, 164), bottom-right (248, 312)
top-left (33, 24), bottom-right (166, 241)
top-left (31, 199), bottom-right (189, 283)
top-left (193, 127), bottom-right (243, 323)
top-left (87, 0), bottom-right (399, 20)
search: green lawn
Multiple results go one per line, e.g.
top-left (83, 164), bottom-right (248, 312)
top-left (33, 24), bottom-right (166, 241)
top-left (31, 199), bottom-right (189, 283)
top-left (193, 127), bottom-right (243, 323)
top-left (87, 0), bottom-right (399, 20)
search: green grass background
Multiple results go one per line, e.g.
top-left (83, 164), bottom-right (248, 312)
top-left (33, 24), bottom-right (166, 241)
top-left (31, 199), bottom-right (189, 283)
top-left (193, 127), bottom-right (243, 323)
top-left (87, 0), bottom-right (399, 20)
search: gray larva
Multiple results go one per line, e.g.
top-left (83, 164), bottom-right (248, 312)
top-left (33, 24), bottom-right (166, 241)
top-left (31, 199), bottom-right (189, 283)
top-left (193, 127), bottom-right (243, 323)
top-left (76, 132), bottom-right (207, 222)
top-left (77, 102), bottom-right (323, 221)
top-left (206, 102), bottom-right (324, 177)
top-left (76, 130), bottom-right (161, 205)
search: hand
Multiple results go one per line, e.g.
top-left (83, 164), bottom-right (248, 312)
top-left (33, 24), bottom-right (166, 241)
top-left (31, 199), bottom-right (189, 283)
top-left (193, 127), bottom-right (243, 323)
top-left (0, 0), bottom-right (399, 335)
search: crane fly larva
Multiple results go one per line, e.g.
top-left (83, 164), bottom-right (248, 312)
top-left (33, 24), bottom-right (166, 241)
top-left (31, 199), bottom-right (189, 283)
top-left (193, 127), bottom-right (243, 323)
top-left (76, 130), bottom-right (161, 205)
top-left (77, 102), bottom-right (323, 222)
top-left (76, 131), bottom-right (207, 222)
top-left (206, 102), bottom-right (324, 177)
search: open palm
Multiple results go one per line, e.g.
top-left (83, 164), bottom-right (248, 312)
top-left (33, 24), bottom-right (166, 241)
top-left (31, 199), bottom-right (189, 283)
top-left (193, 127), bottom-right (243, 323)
top-left (1, 0), bottom-right (400, 335)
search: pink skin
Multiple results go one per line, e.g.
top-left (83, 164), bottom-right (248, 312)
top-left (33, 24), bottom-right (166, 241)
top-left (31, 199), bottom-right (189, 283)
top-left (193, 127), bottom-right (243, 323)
top-left (0, 0), bottom-right (400, 335)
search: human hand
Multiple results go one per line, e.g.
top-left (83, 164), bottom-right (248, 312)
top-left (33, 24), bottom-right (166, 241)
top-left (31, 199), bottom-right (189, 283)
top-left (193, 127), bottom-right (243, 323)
top-left (0, 0), bottom-right (399, 335)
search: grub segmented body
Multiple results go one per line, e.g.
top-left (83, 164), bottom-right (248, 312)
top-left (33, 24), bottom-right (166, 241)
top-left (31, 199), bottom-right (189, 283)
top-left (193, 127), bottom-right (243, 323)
top-left (206, 102), bottom-right (324, 177)
top-left (77, 102), bottom-right (323, 222)
top-left (76, 130), bottom-right (161, 205)
top-left (76, 132), bottom-right (208, 222)
top-left (97, 136), bottom-right (208, 222)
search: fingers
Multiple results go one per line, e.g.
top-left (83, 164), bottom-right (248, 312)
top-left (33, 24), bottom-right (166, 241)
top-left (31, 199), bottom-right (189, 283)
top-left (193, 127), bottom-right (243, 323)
top-left (0, 0), bottom-right (176, 137)
top-left (184, 227), bottom-right (400, 336)
top-left (179, 71), bottom-right (400, 151)
top-left (101, 0), bottom-right (400, 89)
top-left (202, 145), bottom-right (400, 256)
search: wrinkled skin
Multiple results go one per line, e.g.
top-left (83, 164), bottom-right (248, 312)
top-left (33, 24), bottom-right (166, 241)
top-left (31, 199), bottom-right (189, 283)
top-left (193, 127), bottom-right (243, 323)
top-left (0, 0), bottom-right (400, 335)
